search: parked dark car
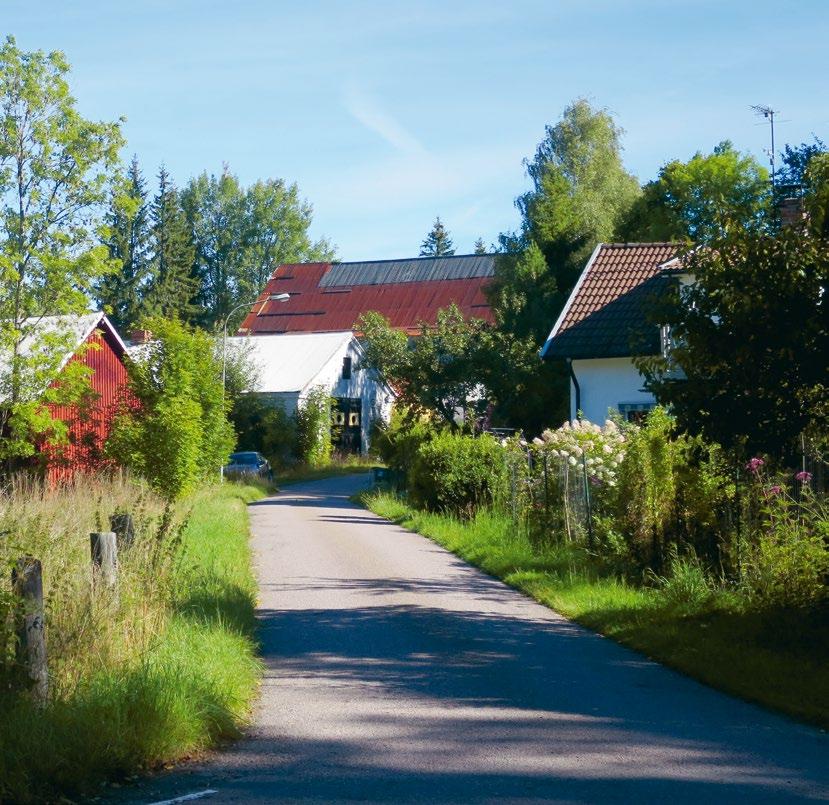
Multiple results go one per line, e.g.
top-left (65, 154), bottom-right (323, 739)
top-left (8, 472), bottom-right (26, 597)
top-left (224, 451), bottom-right (272, 480)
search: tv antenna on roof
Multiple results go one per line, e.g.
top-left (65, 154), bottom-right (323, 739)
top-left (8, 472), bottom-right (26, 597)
top-left (751, 104), bottom-right (778, 189)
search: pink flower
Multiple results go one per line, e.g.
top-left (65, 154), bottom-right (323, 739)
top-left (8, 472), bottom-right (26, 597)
top-left (795, 471), bottom-right (813, 483)
top-left (765, 485), bottom-right (783, 496)
top-left (746, 457), bottom-right (765, 473)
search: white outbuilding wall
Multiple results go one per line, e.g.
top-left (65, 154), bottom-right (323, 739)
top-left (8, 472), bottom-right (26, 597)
top-left (570, 357), bottom-right (655, 424)
top-left (234, 332), bottom-right (393, 454)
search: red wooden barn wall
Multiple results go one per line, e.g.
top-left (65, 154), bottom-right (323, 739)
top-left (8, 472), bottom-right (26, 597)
top-left (43, 324), bottom-right (130, 482)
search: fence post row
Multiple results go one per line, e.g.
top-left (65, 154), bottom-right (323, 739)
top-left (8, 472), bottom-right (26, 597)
top-left (11, 556), bottom-right (49, 704)
top-left (90, 531), bottom-right (118, 589)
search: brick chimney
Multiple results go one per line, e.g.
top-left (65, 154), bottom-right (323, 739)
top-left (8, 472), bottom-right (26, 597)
top-left (130, 329), bottom-right (153, 345)
top-left (778, 191), bottom-right (807, 229)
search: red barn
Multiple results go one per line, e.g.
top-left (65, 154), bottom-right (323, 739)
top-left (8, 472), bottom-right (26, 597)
top-left (239, 254), bottom-right (495, 336)
top-left (15, 312), bottom-right (132, 481)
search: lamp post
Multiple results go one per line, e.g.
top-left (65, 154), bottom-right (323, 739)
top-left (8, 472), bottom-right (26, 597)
top-left (220, 292), bottom-right (290, 480)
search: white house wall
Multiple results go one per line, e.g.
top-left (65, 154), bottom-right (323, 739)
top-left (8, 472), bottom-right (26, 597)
top-left (299, 339), bottom-right (392, 453)
top-left (570, 357), bottom-right (655, 423)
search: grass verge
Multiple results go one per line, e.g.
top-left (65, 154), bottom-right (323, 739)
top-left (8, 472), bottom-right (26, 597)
top-left (361, 490), bottom-right (829, 729)
top-left (275, 457), bottom-right (374, 487)
top-left (0, 479), bottom-right (264, 803)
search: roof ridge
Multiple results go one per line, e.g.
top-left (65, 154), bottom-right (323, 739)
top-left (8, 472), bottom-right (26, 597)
top-left (601, 242), bottom-right (682, 248)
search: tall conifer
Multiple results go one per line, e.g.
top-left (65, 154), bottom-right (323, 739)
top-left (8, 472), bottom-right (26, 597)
top-left (143, 167), bottom-right (198, 321)
top-left (420, 217), bottom-right (455, 257)
top-left (98, 155), bottom-right (152, 330)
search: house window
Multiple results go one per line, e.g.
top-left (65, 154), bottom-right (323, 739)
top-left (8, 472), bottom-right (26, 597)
top-left (342, 356), bottom-right (352, 380)
top-left (618, 402), bottom-right (655, 423)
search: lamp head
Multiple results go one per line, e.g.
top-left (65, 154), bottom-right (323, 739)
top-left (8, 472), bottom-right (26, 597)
top-left (268, 292), bottom-right (291, 302)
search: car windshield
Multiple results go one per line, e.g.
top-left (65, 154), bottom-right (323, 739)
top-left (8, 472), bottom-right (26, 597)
top-left (230, 452), bottom-right (259, 465)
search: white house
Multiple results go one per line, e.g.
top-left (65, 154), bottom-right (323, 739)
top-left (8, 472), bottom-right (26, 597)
top-left (229, 331), bottom-right (394, 454)
top-left (541, 243), bottom-right (682, 424)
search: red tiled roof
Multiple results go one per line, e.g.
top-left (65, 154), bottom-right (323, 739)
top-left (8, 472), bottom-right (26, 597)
top-left (542, 243), bottom-right (679, 360)
top-left (239, 257), bottom-right (494, 336)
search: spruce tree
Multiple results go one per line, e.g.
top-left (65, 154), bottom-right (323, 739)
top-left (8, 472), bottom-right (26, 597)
top-left (143, 167), bottom-right (198, 321)
top-left (98, 155), bottom-right (152, 330)
top-left (474, 237), bottom-right (487, 255)
top-left (420, 216), bottom-right (455, 257)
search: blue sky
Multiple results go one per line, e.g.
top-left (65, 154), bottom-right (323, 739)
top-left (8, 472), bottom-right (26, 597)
top-left (4, 1), bottom-right (828, 260)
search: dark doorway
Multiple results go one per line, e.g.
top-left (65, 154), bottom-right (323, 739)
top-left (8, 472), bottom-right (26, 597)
top-left (332, 398), bottom-right (361, 453)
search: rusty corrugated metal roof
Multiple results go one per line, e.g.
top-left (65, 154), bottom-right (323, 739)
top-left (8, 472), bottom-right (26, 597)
top-left (239, 255), bottom-right (494, 336)
top-left (542, 243), bottom-right (679, 360)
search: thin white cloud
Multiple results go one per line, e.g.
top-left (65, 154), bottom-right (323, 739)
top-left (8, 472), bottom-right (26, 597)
top-left (343, 84), bottom-right (426, 155)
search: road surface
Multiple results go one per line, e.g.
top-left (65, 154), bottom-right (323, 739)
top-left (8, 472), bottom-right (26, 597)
top-left (126, 474), bottom-right (828, 804)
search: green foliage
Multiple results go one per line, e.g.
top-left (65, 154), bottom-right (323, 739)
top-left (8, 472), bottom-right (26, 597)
top-left (649, 547), bottom-right (713, 612)
top-left (0, 475), bottom-right (263, 802)
top-left (96, 155), bottom-right (153, 331)
top-left (637, 226), bottom-right (829, 457)
top-left (741, 479), bottom-right (829, 609)
top-left (181, 168), bottom-right (335, 329)
top-left (0, 36), bottom-right (123, 463)
top-left (419, 215), bottom-right (455, 257)
top-left (371, 407), bottom-right (439, 474)
top-left (473, 237), bottom-right (487, 255)
top-left (519, 98), bottom-right (641, 272)
top-left (108, 318), bottom-right (235, 499)
top-left (231, 394), bottom-right (297, 468)
top-left (614, 407), bottom-right (678, 565)
top-left (489, 100), bottom-right (639, 434)
top-left (409, 431), bottom-right (507, 517)
top-left (357, 304), bottom-right (491, 426)
top-left (141, 167), bottom-right (198, 321)
top-left (363, 489), bottom-right (829, 728)
top-left (617, 141), bottom-right (771, 242)
top-left (294, 385), bottom-right (333, 468)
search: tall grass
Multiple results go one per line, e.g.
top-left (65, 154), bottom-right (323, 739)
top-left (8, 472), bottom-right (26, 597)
top-left (363, 490), bottom-right (829, 728)
top-left (0, 474), bottom-right (263, 803)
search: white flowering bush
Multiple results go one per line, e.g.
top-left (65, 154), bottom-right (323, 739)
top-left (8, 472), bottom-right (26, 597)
top-left (532, 418), bottom-right (628, 487)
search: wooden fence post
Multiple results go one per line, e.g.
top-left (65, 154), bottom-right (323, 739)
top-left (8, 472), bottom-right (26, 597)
top-left (90, 531), bottom-right (118, 590)
top-left (110, 513), bottom-right (134, 549)
top-left (12, 557), bottom-right (48, 703)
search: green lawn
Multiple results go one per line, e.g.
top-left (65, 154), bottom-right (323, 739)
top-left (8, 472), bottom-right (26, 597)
top-left (0, 481), bottom-right (264, 803)
top-left (362, 491), bottom-right (829, 729)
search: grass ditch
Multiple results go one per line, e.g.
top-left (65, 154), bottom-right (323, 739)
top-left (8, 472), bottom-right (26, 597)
top-left (361, 490), bottom-right (829, 729)
top-left (0, 476), bottom-right (264, 803)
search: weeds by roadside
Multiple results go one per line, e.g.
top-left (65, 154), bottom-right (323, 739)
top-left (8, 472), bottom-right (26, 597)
top-left (361, 490), bottom-right (829, 728)
top-left (0, 474), bottom-right (263, 803)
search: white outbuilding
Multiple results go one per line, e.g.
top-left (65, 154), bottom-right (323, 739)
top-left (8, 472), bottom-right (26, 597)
top-left (228, 331), bottom-right (393, 454)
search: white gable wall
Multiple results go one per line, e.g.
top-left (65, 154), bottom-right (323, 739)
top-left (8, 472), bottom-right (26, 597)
top-left (570, 357), bottom-right (655, 423)
top-left (253, 337), bottom-right (392, 453)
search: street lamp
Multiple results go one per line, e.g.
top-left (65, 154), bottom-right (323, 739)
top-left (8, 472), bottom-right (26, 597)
top-left (220, 292), bottom-right (290, 480)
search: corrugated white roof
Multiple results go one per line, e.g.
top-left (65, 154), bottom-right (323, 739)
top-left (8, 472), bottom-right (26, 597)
top-left (229, 331), bottom-right (355, 394)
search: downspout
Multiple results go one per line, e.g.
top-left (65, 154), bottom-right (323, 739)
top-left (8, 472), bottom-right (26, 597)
top-left (567, 358), bottom-right (593, 548)
top-left (566, 358), bottom-right (581, 420)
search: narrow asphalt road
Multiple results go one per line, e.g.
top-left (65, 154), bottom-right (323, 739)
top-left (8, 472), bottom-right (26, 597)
top-left (128, 474), bottom-right (827, 804)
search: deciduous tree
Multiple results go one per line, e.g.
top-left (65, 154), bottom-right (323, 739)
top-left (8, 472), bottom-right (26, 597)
top-left (637, 227), bottom-right (829, 458)
top-left (617, 141), bottom-right (771, 242)
top-left (0, 37), bottom-right (123, 464)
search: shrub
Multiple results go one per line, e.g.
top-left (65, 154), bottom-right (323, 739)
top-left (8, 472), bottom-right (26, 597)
top-left (294, 386), bottom-right (333, 468)
top-left (371, 407), bottom-right (440, 474)
top-left (107, 318), bottom-right (235, 499)
top-left (231, 394), bottom-right (297, 468)
top-left (742, 482), bottom-right (829, 609)
top-left (410, 432), bottom-right (507, 517)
